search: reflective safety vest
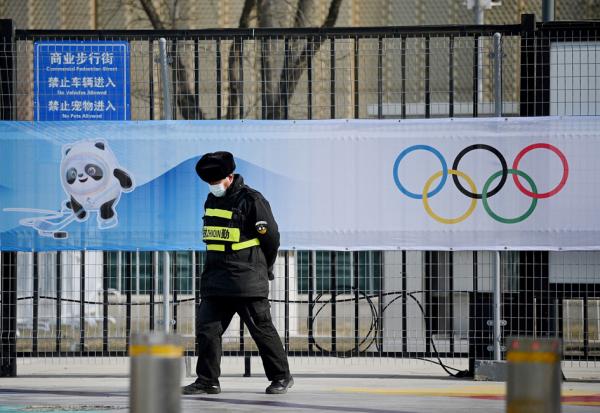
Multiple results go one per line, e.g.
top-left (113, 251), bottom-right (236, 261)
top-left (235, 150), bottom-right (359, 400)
top-left (202, 207), bottom-right (260, 252)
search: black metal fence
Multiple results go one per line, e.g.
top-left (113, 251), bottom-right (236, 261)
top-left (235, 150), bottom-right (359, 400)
top-left (1, 16), bottom-right (600, 378)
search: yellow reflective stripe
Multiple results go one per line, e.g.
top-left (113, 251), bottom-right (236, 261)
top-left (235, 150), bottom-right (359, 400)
top-left (207, 244), bottom-right (225, 252)
top-left (129, 344), bottom-right (183, 358)
top-left (205, 208), bottom-right (233, 219)
top-left (507, 351), bottom-right (560, 364)
top-left (202, 226), bottom-right (240, 242)
top-left (231, 238), bottom-right (260, 251)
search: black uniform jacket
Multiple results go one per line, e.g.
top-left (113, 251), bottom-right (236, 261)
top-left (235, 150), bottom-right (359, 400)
top-left (200, 174), bottom-right (280, 298)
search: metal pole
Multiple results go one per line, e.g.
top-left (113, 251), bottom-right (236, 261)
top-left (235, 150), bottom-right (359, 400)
top-left (493, 32), bottom-right (503, 362)
top-left (493, 33), bottom-right (502, 117)
top-left (494, 251), bottom-right (502, 361)
top-left (158, 38), bottom-right (172, 120)
top-left (163, 251), bottom-right (171, 334)
top-left (0, 252), bottom-right (17, 376)
top-left (542, 0), bottom-right (555, 22)
top-left (507, 338), bottom-right (561, 413)
top-left (474, 1), bottom-right (484, 107)
top-left (136, 250), bottom-right (140, 295)
top-left (130, 332), bottom-right (182, 413)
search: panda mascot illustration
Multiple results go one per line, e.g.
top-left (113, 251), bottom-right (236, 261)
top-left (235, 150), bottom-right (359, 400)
top-left (6, 139), bottom-right (135, 239)
top-left (61, 139), bottom-right (134, 228)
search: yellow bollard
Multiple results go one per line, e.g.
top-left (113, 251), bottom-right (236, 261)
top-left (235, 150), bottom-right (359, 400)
top-left (506, 337), bottom-right (561, 413)
top-left (130, 332), bottom-right (183, 413)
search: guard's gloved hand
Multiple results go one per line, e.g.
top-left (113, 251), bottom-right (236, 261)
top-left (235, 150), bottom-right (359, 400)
top-left (268, 266), bottom-right (275, 281)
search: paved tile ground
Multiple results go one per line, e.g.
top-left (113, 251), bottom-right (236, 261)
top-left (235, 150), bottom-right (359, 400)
top-left (0, 357), bottom-right (598, 412)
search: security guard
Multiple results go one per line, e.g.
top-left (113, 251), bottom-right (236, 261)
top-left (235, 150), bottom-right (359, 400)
top-left (182, 151), bottom-right (293, 395)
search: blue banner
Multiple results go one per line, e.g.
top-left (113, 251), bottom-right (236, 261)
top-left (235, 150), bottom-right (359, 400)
top-left (34, 41), bottom-right (130, 121)
top-left (1, 118), bottom-right (600, 252)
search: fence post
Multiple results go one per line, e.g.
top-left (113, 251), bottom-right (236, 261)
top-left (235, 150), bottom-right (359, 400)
top-left (1, 252), bottom-right (17, 377)
top-left (493, 33), bottom-right (503, 362)
top-left (542, 0), bottom-right (555, 22)
top-left (158, 37), bottom-right (173, 334)
top-left (0, 19), bottom-right (14, 121)
top-left (158, 38), bottom-right (173, 120)
top-left (493, 33), bottom-right (502, 117)
top-left (163, 251), bottom-right (171, 334)
top-left (493, 251), bottom-right (502, 361)
top-left (519, 14), bottom-right (537, 117)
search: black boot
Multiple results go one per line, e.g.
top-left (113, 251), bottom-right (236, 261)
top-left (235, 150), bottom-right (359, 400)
top-left (182, 380), bottom-right (221, 395)
top-left (265, 376), bottom-right (294, 394)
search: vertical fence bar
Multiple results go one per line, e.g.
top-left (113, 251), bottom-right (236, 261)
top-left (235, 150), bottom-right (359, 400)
top-left (472, 35), bottom-right (479, 117)
top-left (330, 37), bottom-right (335, 119)
top-left (468, 251), bottom-right (478, 375)
top-left (163, 251), bottom-right (170, 334)
top-left (240, 319), bottom-right (252, 377)
top-left (239, 320), bottom-right (245, 367)
top-left (126, 252), bottom-right (132, 351)
top-left (535, 29), bottom-right (551, 116)
top-left (493, 33), bottom-right (502, 117)
top-left (239, 316), bottom-right (245, 354)
top-left (354, 36), bottom-right (359, 119)
top-left (32, 252), bottom-right (39, 356)
top-left (158, 38), bottom-right (172, 120)
top-left (425, 252), bottom-right (432, 354)
top-left (102, 252), bottom-right (109, 354)
top-left (553, 298), bottom-right (561, 338)
top-left (260, 37), bottom-right (268, 120)
top-left (330, 251), bottom-right (337, 354)
top-left (308, 251), bottom-right (315, 352)
top-left (448, 36), bottom-right (454, 118)
top-left (285, 251), bottom-right (290, 353)
top-left (194, 38), bottom-right (200, 119)
top-left (583, 295), bottom-right (589, 358)
top-left (425, 36), bottom-right (430, 118)
top-left (0, 252), bottom-right (17, 376)
top-left (216, 39), bottom-right (222, 119)
top-left (353, 251), bottom-right (359, 356)
top-left (238, 38), bottom-right (244, 119)
top-left (283, 37), bottom-right (290, 120)
top-left (493, 33), bottom-right (503, 362)
top-left (80, 251), bottom-right (86, 353)
top-left (401, 36), bottom-right (406, 119)
top-left (149, 251), bottom-right (156, 331)
top-left (401, 250), bottom-right (407, 353)
top-left (170, 39), bottom-right (178, 120)
top-left (135, 251), bottom-right (140, 296)
top-left (194, 251), bottom-right (201, 355)
top-left (378, 251), bottom-right (384, 354)
top-left (173, 252), bottom-right (178, 332)
top-left (0, 19), bottom-right (14, 121)
top-left (148, 40), bottom-right (154, 120)
top-left (307, 37), bottom-right (313, 120)
top-left (449, 252), bottom-right (455, 354)
top-left (377, 36), bottom-right (383, 119)
top-left (519, 14), bottom-right (536, 116)
top-left (55, 252), bottom-right (62, 353)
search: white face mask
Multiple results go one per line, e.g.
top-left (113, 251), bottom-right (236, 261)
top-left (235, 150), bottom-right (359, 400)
top-left (209, 182), bottom-right (227, 197)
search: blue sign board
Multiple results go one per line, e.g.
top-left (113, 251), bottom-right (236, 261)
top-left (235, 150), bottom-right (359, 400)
top-left (34, 41), bottom-right (130, 120)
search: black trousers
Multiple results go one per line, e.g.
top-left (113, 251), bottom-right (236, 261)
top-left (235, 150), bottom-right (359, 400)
top-left (195, 297), bottom-right (290, 385)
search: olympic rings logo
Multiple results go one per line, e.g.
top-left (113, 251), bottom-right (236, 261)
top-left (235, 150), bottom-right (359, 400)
top-left (393, 143), bottom-right (569, 224)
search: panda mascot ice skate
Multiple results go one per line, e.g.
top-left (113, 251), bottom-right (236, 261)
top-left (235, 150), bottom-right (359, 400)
top-left (5, 139), bottom-right (135, 239)
top-left (61, 139), bottom-right (134, 229)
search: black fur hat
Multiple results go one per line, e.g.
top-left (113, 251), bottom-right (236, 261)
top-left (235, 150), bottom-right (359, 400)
top-left (195, 151), bottom-right (236, 183)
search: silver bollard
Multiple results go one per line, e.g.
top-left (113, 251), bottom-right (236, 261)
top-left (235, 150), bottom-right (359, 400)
top-left (130, 332), bottom-right (183, 413)
top-left (506, 337), bottom-right (561, 413)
